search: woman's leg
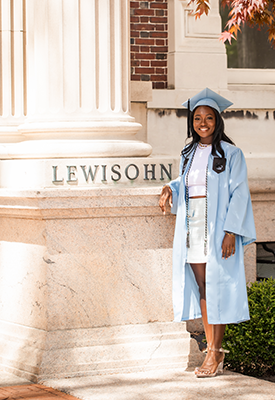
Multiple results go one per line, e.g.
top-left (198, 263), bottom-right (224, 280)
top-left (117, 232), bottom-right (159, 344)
top-left (213, 324), bottom-right (226, 349)
top-left (190, 263), bottom-right (213, 347)
top-left (190, 263), bottom-right (226, 375)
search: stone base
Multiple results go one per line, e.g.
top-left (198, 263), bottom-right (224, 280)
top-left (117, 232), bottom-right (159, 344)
top-left (0, 186), bottom-right (203, 382)
top-left (0, 321), bottom-right (203, 382)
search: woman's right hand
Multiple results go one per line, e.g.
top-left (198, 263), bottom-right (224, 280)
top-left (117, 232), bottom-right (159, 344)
top-left (159, 185), bottom-right (173, 215)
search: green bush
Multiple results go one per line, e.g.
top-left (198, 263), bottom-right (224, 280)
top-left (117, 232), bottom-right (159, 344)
top-left (222, 277), bottom-right (275, 377)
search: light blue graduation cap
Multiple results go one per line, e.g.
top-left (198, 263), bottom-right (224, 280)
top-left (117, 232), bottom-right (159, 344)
top-left (182, 88), bottom-right (233, 113)
top-left (182, 88), bottom-right (233, 137)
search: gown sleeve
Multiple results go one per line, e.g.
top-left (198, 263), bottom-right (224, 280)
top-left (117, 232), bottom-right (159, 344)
top-left (168, 156), bottom-right (184, 215)
top-left (223, 148), bottom-right (256, 245)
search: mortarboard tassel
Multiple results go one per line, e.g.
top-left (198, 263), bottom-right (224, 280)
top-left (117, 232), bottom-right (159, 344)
top-left (187, 99), bottom-right (191, 138)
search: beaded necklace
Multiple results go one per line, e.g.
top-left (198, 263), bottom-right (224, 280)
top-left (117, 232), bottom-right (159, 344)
top-left (185, 143), bottom-right (209, 256)
top-left (198, 142), bottom-right (211, 149)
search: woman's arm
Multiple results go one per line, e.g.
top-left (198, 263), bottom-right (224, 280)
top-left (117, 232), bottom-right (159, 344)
top-left (159, 185), bottom-right (173, 215)
top-left (159, 155), bottom-right (184, 215)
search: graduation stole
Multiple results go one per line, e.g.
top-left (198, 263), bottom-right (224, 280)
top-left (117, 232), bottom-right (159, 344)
top-left (181, 157), bottom-right (189, 175)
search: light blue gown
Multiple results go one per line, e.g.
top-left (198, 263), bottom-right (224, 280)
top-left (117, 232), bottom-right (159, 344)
top-left (169, 141), bottom-right (256, 324)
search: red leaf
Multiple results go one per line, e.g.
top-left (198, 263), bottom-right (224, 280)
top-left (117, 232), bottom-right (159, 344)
top-left (220, 30), bottom-right (236, 44)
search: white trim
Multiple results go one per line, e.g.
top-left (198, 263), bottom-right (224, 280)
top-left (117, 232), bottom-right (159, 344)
top-left (147, 88), bottom-right (275, 109)
top-left (228, 69), bottom-right (275, 85)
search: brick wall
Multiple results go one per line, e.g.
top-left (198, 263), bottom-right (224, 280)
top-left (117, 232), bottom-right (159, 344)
top-left (130, 1), bottom-right (168, 89)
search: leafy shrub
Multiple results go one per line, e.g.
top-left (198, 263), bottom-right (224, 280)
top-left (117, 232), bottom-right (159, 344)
top-left (223, 277), bottom-right (275, 377)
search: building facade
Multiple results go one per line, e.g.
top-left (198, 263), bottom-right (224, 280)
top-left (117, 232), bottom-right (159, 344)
top-left (0, 0), bottom-right (273, 382)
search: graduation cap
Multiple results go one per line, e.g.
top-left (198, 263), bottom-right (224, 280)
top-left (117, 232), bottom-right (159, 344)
top-left (182, 88), bottom-right (233, 138)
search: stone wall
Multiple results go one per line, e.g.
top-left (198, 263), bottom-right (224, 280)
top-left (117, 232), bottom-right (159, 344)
top-left (130, 0), bottom-right (168, 89)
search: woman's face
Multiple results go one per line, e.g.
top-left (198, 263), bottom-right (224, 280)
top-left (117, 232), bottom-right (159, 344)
top-left (193, 106), bottom-right (216, 144)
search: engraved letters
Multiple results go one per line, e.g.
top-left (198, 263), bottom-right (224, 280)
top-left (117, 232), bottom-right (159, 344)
top-left (52, 163), bottom-right (173, 185)
top-left (80, 165), bottom-right (99, 182)
top-left (52, 166), bottom-right (64, 184)
top-left (125, 164), bottom-right (139, 180)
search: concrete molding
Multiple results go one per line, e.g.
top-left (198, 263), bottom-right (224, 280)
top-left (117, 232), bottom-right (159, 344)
top-left (147, 89), bottom-right (275, 110)
top-left (0, 321), bottom-right (199, 382)
top-left (0, 180), bottom-right (273, 220)
top-left (0, 140), bottom-right (153, 159)
top-left (228, 69), bottom-right (275, 85)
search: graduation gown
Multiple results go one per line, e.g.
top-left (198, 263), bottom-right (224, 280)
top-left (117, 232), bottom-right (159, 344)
top-left (169, 141), bottom-right (256, 324)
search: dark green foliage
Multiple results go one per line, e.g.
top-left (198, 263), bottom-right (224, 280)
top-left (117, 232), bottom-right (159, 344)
top-left (223, 278), bottom-right (275, 377)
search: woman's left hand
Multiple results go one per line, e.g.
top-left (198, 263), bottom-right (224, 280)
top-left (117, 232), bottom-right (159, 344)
top-left (222, 233), bottom-right (235, 259)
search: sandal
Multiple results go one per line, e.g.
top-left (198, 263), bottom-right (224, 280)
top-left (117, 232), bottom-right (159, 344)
top-left (195, 347), bottom-right (229, 378)
top-left (194, 346), bottom-right (209, 373)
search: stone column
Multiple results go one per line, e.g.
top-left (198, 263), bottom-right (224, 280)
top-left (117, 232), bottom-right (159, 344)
top-left (168, 0), bottom-right (227, 90)
top-left (6, 0), bottom-right (152, 158)
top-left (0, 1), bottom-right (197, 382)
top-left (0, 0), bottom-right (25, 142)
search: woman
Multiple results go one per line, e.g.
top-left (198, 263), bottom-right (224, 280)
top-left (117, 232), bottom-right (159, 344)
top-left (159, 88), bottom-right (256, 378)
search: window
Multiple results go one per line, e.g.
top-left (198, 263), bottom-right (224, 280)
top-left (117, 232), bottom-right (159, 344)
top-left (220, 3), bottom-right (275, 68)
top-left (257, 242), bottom-right (275, 280)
